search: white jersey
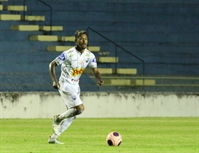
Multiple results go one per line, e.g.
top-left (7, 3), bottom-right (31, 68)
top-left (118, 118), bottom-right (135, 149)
top-left (54, 47), bottom-right (97, 84)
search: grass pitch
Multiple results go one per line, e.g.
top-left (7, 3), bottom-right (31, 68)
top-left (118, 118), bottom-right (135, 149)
top-left (0, 118), bottom-right (198, 153)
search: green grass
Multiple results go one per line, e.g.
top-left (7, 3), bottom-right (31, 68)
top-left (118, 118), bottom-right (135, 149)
top-left (0, 118), bottom-right (198, 153)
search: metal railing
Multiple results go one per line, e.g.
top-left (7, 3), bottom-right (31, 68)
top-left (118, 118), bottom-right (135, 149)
top-left (87, 27), bottom-right (145, 75)
top-left (23, 0), bottom-right (53, 34)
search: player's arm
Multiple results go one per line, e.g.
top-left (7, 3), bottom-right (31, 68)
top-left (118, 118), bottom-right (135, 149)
top-left (49, 60), bottom-right (60, 89)
top-left (92, 67), bottom-right (104, 86)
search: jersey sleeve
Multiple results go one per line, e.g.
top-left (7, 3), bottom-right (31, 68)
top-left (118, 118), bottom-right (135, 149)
top-left (54, 52), bottom-right (67, 66)
top-left (88, 53), bottom-right (97, 68)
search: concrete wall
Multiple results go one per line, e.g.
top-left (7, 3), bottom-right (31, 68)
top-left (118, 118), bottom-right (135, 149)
top-left (0, 92), bottom-right (198, 118)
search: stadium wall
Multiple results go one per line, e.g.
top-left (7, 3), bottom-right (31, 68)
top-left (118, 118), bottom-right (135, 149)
top-left (0, 92), bottom-right (198, 118)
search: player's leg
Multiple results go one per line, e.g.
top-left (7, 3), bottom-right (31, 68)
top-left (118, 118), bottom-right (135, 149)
top-left (48, 103), bottom-right (84, 144)
top-left (48, 109), bottom-right (83, 144)
top-left (58, 104), bottom-right (84, 119)
top-left (48, 116), bottom-right (75, 144)
top-left (48, 83), bottom-right (84, 144)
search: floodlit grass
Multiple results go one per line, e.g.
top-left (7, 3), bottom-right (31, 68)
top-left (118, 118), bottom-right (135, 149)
top-left (0, 118), bottom-right (198, 153)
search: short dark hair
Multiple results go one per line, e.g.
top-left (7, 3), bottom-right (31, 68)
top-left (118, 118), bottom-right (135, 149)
top-left (75, 30), bottom-right (88, 41)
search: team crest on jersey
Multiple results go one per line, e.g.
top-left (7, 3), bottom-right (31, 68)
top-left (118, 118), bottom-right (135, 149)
top-left (72, 95), bottom-right (76, 100)
top-left (58, 53), bottom-right (65, 61)
top-left (85, 58), bottom-right (89, 63)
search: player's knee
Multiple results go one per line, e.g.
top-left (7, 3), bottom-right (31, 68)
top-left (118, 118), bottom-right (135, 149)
top-left (73, 104), bottom-right (84, 116)
top-left (74, 109), bottom-right (83, 115)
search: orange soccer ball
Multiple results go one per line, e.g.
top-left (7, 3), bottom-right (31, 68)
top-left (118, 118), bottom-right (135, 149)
top-left (106, 132), bottom-right (122, 146)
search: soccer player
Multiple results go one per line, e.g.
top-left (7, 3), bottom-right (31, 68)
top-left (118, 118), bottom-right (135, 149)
top-left (48, 30), bottom-right (104, 144)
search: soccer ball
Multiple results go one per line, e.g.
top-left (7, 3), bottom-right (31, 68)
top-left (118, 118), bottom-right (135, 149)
top-left (106, 131), bottom-right (122, 146)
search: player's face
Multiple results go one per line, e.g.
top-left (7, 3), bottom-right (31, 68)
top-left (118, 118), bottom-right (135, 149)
top-left (76, 34), bottom-right (88, 50)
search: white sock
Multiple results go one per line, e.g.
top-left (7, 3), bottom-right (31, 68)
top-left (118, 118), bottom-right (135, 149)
top-left (56, 116), bottom-right (76, 136)
top-left (59, 108), bottom-right (76, 119)
top-left (50, 133), bottom-right (58, 139)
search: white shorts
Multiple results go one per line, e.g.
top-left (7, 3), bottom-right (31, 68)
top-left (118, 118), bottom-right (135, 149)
top-left (58, 80), bottom-right (82, 108)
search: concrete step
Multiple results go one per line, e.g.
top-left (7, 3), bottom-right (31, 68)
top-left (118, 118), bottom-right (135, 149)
top-left (0, 14), bottom-right (45, 21)
top-left (10, 25), bottom-right (63, 31)
top-left (103, 78), bottom-right (156, 86)
top-left (41, 26), bottom-right (63, 31)
top-left (97, 78), bottom-right (156, 86)
top-left (99, 76), bottom-right (199, 86)
top-left (116, 68), bottom-right (137, 74)
top-left (3, 5), bottom-right (27, 11)
top-left (96, 57), bottom-right (118, 63)
top-left (87, 46), bottom-right (100, 52)
top-left (29, 35), bottom-right (74, 42)
top-left (10, 25), bottom-right (39, 31)
top-left (97, 51), bottom-right (109, 56)
top-left (84, 68), bottom-right (137, 75)
top-left (47, 46), bottom-right (100, 52)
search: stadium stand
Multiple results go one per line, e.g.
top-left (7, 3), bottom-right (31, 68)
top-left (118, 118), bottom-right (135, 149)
top-left (0, 0), bottom-right (198, 92)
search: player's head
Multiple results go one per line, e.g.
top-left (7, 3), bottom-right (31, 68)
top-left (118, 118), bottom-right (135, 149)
top-left (75, 30), bottom-right (88, 50)
top-left (75, 30), bottom-right (88, 41)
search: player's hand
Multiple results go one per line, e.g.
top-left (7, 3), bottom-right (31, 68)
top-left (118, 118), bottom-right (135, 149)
top-left (53, 81), bottom-right (60, 89)
top-left (98, 80), bottom-right (104, 86)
